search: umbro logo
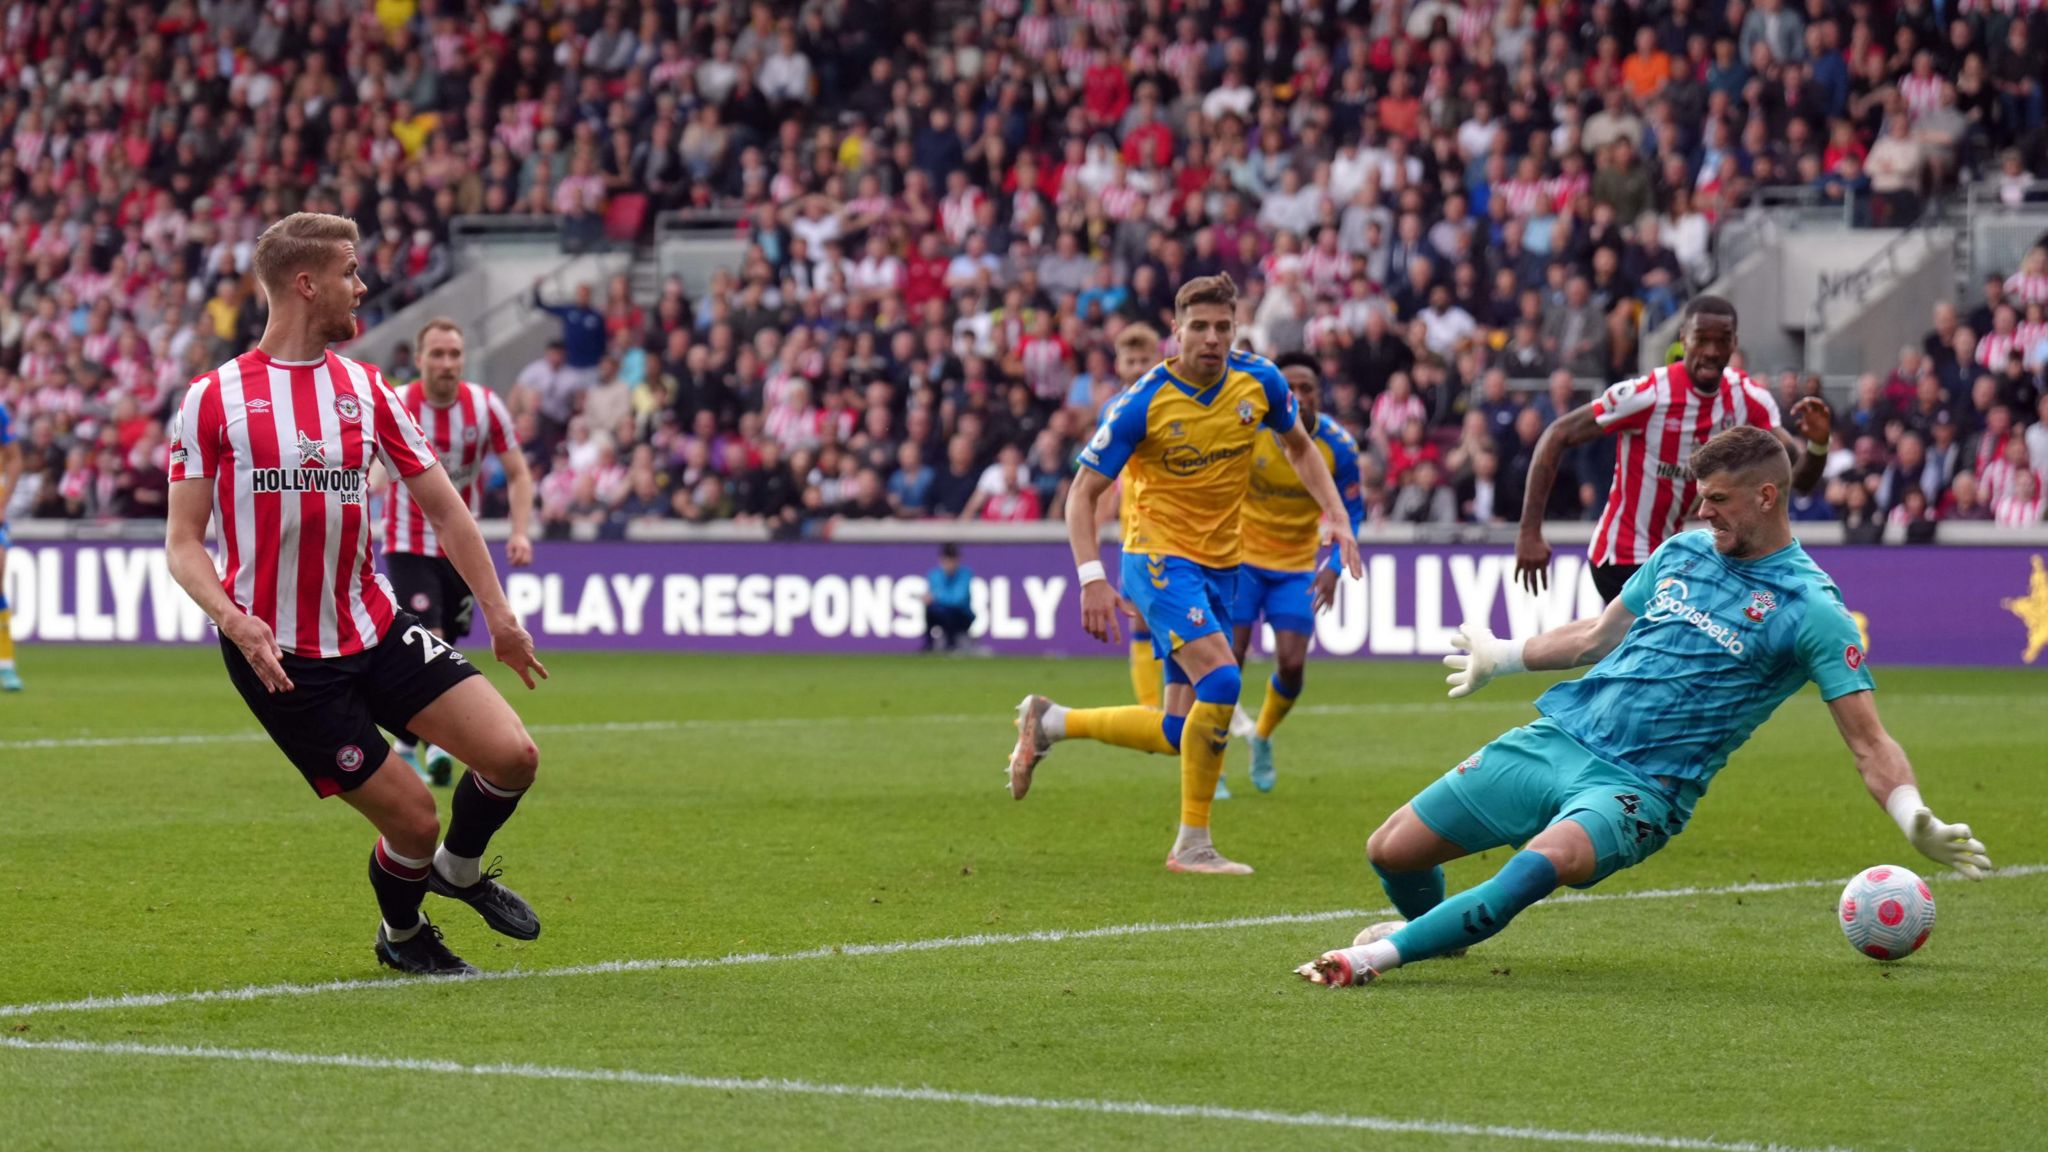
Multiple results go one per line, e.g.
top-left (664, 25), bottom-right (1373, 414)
top-left (246, 398), bottom-right (272, 412)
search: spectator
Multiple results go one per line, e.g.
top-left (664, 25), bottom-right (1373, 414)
top-left (1389, 459), bottom-right (1456, 524)
top-left (922, 544), bottom-right (976, 652)
top-left (534, 281), bottom-right (608, 393)
top-left (1940, 471), bottom-right (1994, 521)
top-left (1994, 469), bottom-right (2045, 527)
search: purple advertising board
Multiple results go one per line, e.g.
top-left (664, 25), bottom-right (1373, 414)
top-left (3, 538), bottom-right (2045, 667)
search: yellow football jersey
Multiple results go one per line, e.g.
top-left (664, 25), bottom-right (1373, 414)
top-left (1078, 350), bottom-right (1298, 569)
top-left (1240, 413), bottom-right (1365, 572)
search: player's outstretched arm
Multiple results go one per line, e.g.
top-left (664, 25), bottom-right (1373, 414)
top-left (404, 464), bottom-right (549, 689)
top-left (1781, 396), bottom-right (1832, 495)
top-left (1824, 690), bottom-right (1993, 879)
top-left (1280, 422), bottom-right (1363, 580)
top-left (166, 479), bottom-right (294, 693)
top-left (1442, 595), bottom-right (1636, 698)
top-left (1515, 404), bottom-right (1607, 595)
top-left (1065, 466), bottom-right (1121, 644)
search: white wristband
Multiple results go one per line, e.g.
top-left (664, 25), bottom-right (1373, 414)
top-left (1076, 561), bottom-right (1107, 586)
top-left (1885, 784), bottom-right (1925, 837)
top-left (1495, 637), bottom-right (1528, 677)
top-left (1807, 440), bottom-right (1829, 457)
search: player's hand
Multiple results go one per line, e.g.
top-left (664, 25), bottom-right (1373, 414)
top-left (223, 612), bottom-right (294, 694)
top-left (1442, 622), bottom-right (1509, 699)
top-left (490, 617), bottom-right (550, 689)
top-left (1118, 595), bottom-right (1141, 621)
top-left (1904, 807), bottom-right (1993, 880)
top-left (1790, 395), bottom-right (1833, 449)
top-left (506, 533), bottom-right (535, 567)
top-left (1514, 531), bottom-right (1552, 595)
top-left (1312, 566), bottom-right (1340, 614)
top-left (1080, 578), bottom-right (1122, 645)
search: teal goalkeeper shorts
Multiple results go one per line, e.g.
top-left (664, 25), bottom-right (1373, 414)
top-left (1409, 718), bottom-right (1699, 888)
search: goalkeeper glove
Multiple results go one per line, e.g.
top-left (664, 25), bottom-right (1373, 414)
top-left (1441, 623), bottom-right (1527, 700)
top-left (1887, 786), bottom-right (1993, 880)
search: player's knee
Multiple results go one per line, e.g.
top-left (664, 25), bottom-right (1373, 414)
top-left (1366, 811), bottom-right (1421, 872)
top-left (1193, 662), bottom-right (1241, 705)
top-left (488, 738), bottom-right (540, 791)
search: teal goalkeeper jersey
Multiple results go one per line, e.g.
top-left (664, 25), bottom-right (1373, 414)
top-left (1536, 531), bottom-right (1875, 793)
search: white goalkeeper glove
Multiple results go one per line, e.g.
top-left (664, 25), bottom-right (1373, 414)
top-left (1442, 623), bottom-right (1527, 700)
top-left (1888, 786), bottom-right (1993, 880)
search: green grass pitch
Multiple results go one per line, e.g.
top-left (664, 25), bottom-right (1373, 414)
top-left (1, 647), bottom-right (2043, 1151)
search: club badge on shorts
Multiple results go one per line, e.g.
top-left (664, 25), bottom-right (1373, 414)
top-left (336, 745), bottom-right (366, 772)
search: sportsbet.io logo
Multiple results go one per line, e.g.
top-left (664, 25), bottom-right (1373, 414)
top-left (1644, 577), bottom-right (1749, 656)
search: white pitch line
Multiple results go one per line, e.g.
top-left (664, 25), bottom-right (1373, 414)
top-left (0, 1036), bottom-right (1858, 1152)
top-left (0, 700), bottom-right (1535, 753)
top-left (3, 864), bottom-right (2038, 1023)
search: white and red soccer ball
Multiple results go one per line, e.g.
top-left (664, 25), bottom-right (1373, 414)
top-left (1838, 865), bottom-right (1935, 961)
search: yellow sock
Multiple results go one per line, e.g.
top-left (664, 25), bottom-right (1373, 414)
top-left (1255, 678), bottom-right (1300, 739)
top-left (1065, 706), bottom-right (1177, 755)
top-left (1179, 701), bottom-right (1234, 827)
top-left (1128, 641), bottom-right (1163, 709)
top-left (0, 607), bottom-right (13, 664)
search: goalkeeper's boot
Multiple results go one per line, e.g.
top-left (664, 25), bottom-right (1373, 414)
top-left (374, 917), bottom-right (478, 977)
top-left (1247, 733), bottom-right (1277, 792)
top-left (1213, 773), bottom-right (1233, 801)
top-left (1353, 919), bottom-right (1465, 959)
top-left (1296, 948), bottom-right (1380, 988)
top-left (429, 857), bottom-right (541, 941)
top-left (1007, 694), bottom-right (1054, 800)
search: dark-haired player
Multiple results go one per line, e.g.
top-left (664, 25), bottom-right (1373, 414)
top-left (1301, 425), bottom-right (1991, 988)
top-left (166, 213), bottom-right (549, 977)
top-left (1223, 351), bottom-right (1364, 793)
top-left (1513, 295), bottom-right (1832, 603)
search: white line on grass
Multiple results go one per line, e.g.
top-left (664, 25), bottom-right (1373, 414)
top-left (0, 701), bottom-right (1536, 752)
top-left (5, 690), bottom-right (2023, 753)
top-left (0, 1035), bottom-right (1859, 1152)
top-left (4, 863), bottom-right (2038, 1022)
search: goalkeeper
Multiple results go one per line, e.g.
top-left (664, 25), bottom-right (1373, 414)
top-left (1299, 426), bottom-right (1993, 989)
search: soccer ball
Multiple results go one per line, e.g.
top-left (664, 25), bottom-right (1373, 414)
top-left (1838, 865), bottom-right (1935, 961)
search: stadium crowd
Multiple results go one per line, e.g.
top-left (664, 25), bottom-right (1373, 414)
top-left (3, 0), bottom-right (2048, 536)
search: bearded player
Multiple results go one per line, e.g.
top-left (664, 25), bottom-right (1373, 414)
top-left (1298, 425), bottom-right (1991, 988)
top-left (383, 317), bottom-right (536, 786)
top-left (166, 213), bottom-right (549, 976)
top-left (1514, 296), bottom-right (1831, 602)
top-left (1006, 274), bottom-right (1363, 875)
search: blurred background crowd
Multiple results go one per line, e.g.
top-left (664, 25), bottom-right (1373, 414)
top-left (2, 0), bottom-right (2046, 535)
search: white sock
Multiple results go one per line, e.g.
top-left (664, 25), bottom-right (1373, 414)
top-left (0, 659), bottom-right (14, 671)
top-left (384, 916), bottom-right (424, 943)
top-left (393, 739), bottom-right (416, 756)
top-left (434, 845), bottom-right (482, 888)
top-left (1042, 703), bottom-right (1069, 741)
top-left (1348, 939), bottom-right (1403, 973)
top-left (1171, 823), bottom-right (1213, 856)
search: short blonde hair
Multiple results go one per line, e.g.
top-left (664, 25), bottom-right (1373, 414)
top-left (416, 316), bottom-right (464, 351)
top-left (1115, 322), bottom-right (1162, 356)
top-left (252, 213), bottom-right (360, 290)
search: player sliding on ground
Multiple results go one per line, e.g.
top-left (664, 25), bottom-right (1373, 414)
top-left (1224, 352), bottom-right (1364, 793)
top-left (1007, 274), bottom-right (1363, 875)
top-left (1298, 424), bottom-right (1992, 987)
top-left (1513, 295), bottom-right (1831, 604)
top-left (382, 317), bottom-right (537, 787)
top-left (165, 213), bottom-right (550, 977)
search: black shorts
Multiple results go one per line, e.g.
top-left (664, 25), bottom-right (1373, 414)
top-left (386, 552), bottom-right (476, 639)
top-left (1590, 562), bottom-right (1642, 605)
top-left (222, 611), bottom-right (482, 798)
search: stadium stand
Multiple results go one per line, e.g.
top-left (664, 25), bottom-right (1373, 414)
top-left (2, 0), bottom-right (2047, 533)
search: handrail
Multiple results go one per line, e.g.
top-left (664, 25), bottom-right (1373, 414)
top-left (1805, 199), bottom-right (1945, 339)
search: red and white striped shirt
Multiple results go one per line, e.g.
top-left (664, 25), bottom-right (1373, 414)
top-left (940, 188), bottom-right (983, 245)
top-left (383, 380), bottom-right (515, 559)
top-left (2002, 272), bottom-right (2048, 307)
top-left (1588, 363), bottom-right (1784, 566)
top-left (1898, 73), bottom-right (1943, 122)
top-left (1993, 490), bottom-right (2044, 526)
top-left (1975, 329), bottom-right (2024, 368)
top-left (171, 350), bottom-right (440, 658)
